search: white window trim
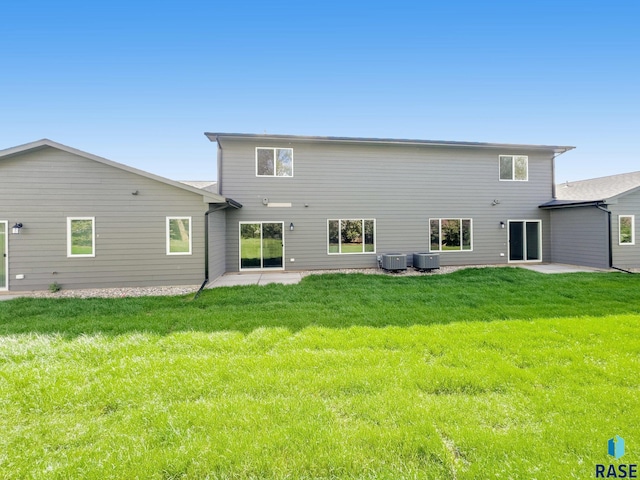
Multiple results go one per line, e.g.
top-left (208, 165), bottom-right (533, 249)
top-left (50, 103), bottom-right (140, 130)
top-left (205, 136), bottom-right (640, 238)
top-left (619, 215), bottom-right (635, 245)
top-left (166, 217), bottom-right (193, 255)
top-left (327, 219), bottom-right (377, 255)
top-left (1, 221), bottom-right (7, 291)
top-left (429, 218), bottom-right (474, 252)
top-left (255, 147), bottom-right (294, 177)
top-left (498, 155), bottom-right (528, 181)
top-left (67, 217), bottom-right (96, 258)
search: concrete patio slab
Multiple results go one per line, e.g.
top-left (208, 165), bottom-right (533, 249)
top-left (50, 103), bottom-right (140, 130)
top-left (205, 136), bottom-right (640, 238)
top-left (0, 294), bottom-right (22, 301)
top-left (206, 272), bottom-right (303, 288)
top-left (258, 273), bottom-right (303, 286)
top-left (206, 274), bottom-right (262, 288)
top-left (517, 264), bottom-right (611, 274)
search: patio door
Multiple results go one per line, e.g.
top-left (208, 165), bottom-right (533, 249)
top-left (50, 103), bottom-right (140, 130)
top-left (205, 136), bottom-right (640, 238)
top-left (0, 222), bottom-right (7, 290)
top-left (508, 220), bottom-right (541, 262)
top-left (239, 222), bottom-right (284, 270)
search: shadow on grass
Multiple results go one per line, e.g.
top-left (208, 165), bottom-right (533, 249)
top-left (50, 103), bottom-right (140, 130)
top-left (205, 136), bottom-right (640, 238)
top-left (1, 268), bottom-right (639, 337)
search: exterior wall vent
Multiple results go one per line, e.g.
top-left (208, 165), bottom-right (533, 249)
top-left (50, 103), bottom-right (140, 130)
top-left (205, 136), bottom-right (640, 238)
top-left (413, 253), bottom-right (440, 270)
top-left (381, 253), bottom-right (407, 271)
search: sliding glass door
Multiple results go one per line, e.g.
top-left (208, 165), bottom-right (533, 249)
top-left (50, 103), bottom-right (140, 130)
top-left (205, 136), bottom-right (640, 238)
top-left (508, 220), bottom-right (541, 262)
top-left (240, 222), bottom-right (284, 270)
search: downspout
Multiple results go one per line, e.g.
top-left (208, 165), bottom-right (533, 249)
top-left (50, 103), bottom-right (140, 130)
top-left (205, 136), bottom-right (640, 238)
top-left (216, 140), bottom-right (224, 195)
top-left (194, 203), bottom-right (230, 299)
top-left (595, 203), bottom-right (634, 274)
top-left (551, 153), bottom-right (557, 199)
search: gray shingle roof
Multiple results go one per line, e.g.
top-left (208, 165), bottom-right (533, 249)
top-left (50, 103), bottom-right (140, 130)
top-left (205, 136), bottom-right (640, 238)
top-left (555, 171), bottom-right (640, 201)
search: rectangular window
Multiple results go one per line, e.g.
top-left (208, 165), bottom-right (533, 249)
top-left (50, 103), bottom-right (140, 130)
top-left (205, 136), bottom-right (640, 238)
top-left (256, 148), bottom-right (293, 177)
top-left (429, 218), bottom-right (473, 252)
top-left (327, 219), bottom-right (375, 254)
top-left (499, 155), bottom-right (528, 181)
top-left (619, 215), bottom-right (635, 245)
top-left (67, 217), bottom-right (95, 257)
top-left (167, 217), bottom-right (192, 255)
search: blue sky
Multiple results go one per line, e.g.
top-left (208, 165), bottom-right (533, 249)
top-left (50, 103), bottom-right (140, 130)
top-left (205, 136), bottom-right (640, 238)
top-left (1, 0), bottom-right (638, 182)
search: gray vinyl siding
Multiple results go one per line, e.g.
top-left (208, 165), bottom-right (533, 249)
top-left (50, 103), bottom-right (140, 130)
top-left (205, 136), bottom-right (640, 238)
top-left (0, 147), bottom-right (208, 290)
top-left (549, 206), bottom-right (609, 268)
top-left (219, 138), bottom-right (555, 272)
top-left (610, 190), bottom-right (640, 269)
top-left (208, 209), bottom-right (227, 279)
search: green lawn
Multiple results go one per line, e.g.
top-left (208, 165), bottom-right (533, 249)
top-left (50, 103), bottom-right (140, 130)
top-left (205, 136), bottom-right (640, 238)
top-left (1, 268), bottom-right (639, 479)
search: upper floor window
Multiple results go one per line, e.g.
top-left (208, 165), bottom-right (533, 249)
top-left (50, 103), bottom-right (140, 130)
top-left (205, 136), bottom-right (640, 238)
top-left (256, 148), bottom-right (293, 177)
top-left (430, 218), bottom-right (472, 252)
top-left (67, 217), bottom-right (95, 257)
top-left (499, 155), bottom-right (528, 181)
top-left (619, 215), bottom-right (635, 245)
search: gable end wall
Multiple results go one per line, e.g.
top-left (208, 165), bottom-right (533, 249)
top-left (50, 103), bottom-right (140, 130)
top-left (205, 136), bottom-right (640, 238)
top-left (0, 148), bottom-right (208, 290)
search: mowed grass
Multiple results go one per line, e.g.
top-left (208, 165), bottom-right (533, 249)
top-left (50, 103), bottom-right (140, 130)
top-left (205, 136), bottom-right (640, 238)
top-left (1, 268), bottom-right (640, 479)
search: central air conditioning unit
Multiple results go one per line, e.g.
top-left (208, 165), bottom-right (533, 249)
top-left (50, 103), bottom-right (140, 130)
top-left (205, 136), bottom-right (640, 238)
top-left (413, 253), bottom-right (440, 271)
top-left (381, 253), bottom-right (407, 271)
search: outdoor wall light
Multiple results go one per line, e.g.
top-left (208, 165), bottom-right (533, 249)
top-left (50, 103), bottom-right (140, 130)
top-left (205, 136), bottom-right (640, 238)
top-left (12, 223), bottom-right (23, 234)
top-left (290, 223), bottom-right (294, 231)
top-left (500, 221), bottom-right (505, 229)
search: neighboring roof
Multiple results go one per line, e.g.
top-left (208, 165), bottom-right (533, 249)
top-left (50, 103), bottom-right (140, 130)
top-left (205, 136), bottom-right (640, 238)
top-left (540, 171), bottom-right (640, 209)
top-left (555, 171), bottom-right (640, 201)
top-left (0, 139), bottom-right (235, 205)
top-left (205, 132), bottom-right (575, 154)
top-left (180, 181), bottom-right (218, 193)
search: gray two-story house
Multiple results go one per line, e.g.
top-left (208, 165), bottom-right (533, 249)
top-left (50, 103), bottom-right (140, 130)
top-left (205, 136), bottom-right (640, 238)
top-left (6, 133), bottom-right (603, 292)
top-left (205, 133), bottom-right (574, 273)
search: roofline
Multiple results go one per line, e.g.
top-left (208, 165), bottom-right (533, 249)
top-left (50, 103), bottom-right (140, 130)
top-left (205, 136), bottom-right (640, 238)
top-left (205, 132), bottom-right (575, 154)
top-left (0, 139), bottom-right (230, 204)
top-left (539, 200), bottom-right (607, 209)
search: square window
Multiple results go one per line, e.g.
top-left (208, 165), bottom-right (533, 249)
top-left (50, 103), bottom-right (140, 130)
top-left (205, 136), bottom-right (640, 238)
top-left (499, 155), bottom-right (528, 181)
top-left (256, 148), bottom-right (293, 177)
